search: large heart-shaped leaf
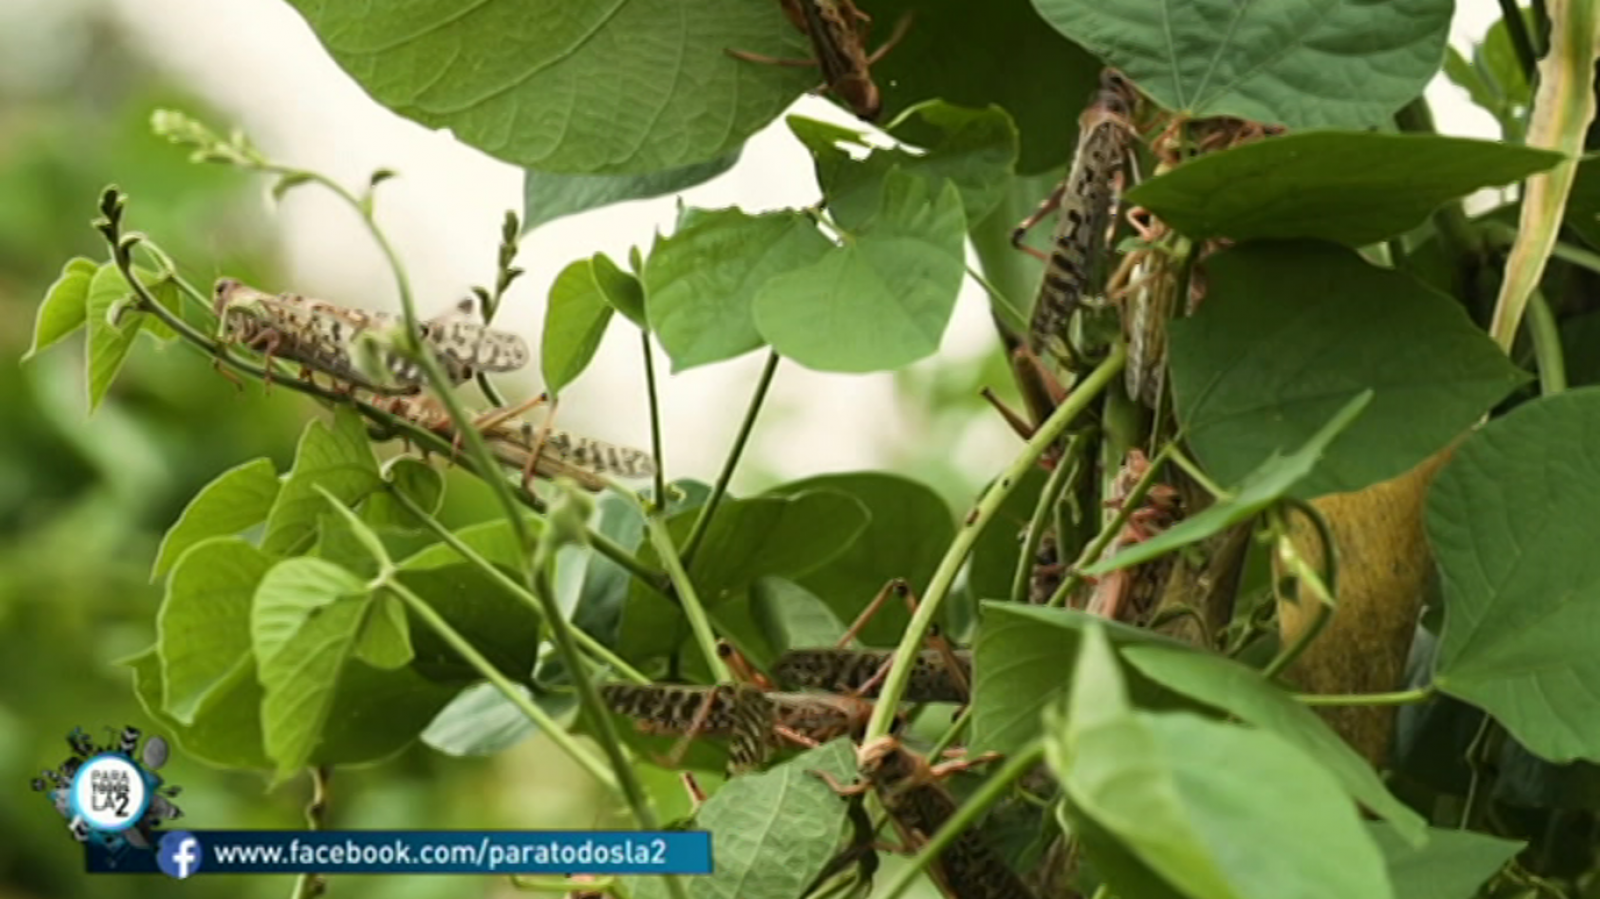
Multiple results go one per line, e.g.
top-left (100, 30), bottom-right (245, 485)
top-left (1170, 240), bottom-right (1528, 499)
top-left (1125, 133), bottom-right (1561, 246)
top-left (523, 151), bottom-right (740, 232)
top-left (1032, 0), bottom-right (1453, 129)
top-left (1429, 387), bottom-right (1600, 762)
top-left (754, 170), bottom-right (966, 372)
top-left (152, 457), bottom-right (281, 579)
top-left (284, 0), bottom-right (811, 174)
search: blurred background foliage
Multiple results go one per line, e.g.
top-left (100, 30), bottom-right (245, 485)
top-left (0, 4), bottom-right (623, 898)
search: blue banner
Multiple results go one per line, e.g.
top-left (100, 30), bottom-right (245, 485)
top-left (86, 830), bottom-right (713, 878)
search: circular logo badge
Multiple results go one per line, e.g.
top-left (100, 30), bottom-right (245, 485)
top-left (69, 754), bottom-right (149, 833)
top-left (157, 831), bottom-right (203, 879)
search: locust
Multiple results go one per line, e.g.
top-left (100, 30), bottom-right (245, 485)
top-left (1011, 69), bottom-right (1142, 368)
top-left (212, 278), bottom-right (529, 394)
top-left (376, 393), bottom-right (656, 493)
top-left (597, 681), bottom-right (875, 773)
top-left (771, 578), bottom-right (972, 704)
top-left (1082, 448), bottom-right (1182, 623)
top-left (728, 0), bottom-right (912, 121)
top-left (814, 737), bottom-right (1038, 899)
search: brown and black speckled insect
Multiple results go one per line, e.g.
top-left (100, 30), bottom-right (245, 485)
top-left (1011, 70), bottom-right (1141, 367)
top-left (729, 0), bottom-right (912, 121)
top-left (815, 737), bottom-right (1038, 899)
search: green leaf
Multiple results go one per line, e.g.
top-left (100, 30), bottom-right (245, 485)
top-left (1033, 0), bottom-right (1452, 129)
top-left (365, 457), bottom-right (444, 526)
top-left (311, 661), bottom-right (464, 767)
top-left (398, 561), bottom-right (544, 685)
top-left (1086, 391), bottom-right (1371, 575)
top-left (971, 603), bottom-right (1189, 757)
top-left (84, 263), bottom-right (148, 412)
top-left (522, 151), bottom-right (740, 232)
top-left (749, 578), bottom-right (849, 655)
top-left (313, 483), bottom-right (393, 568)
top-left (1475, 10), bottom-right (1535, 114)
top-left (1561, 157), bottom-right (1600, 251)
top-left (753, 171), bottom-right (966, 373)
top-left (1559, 309), bottom-right (1600, 389)
top-left (595, 251), bottom-right (647, 327)
top-left (1056, 800), bottom-right (1190, 899)
top-left (789, 102), bottom-right (1019, 231)
top-left (543, 256), bottom-right (618, 394)
top-left (1120, 644), bottom-right (1426, 844)
top-left (283, 0), bottom-right (812, 174)
top-left (1429, 387), bottom-right (1600, 762)
top-left (422, 682), bottom-right (563, 756)
top-left (1440, 48), bottom-right (1499, 128)
top-left (863, 0), bottom-right (1102, 174)
top-left (355, 592), bottom-right (415, 670)
top-left (1368, 824), bottom-right (1523, 899)
top-left (765, 472), bottom-right (956, 646)
top-left (1124, 133), bottom-right (1561, 246)
top-left (157, 538), bottom-right (274, 724)
top-left (151, 457), bottom-right (281, 580)
top-left (630, 740), bottom-right (858, 899)
top-left (1049, 624), bottom-right (1394, 899)
top-left (1170, 241), bottom-right (1527, 498)
top-left (251, 557), bottom-right (375, 775)
top-left (261, 408), bottom-right (383, 554)
top-left (128, 647), bottom-right (272, 770)
top-left (621, 491), bottom-right (870, 661)
top-left (397, 516), bottom-right (540, 574)
top-left (24, 256), bottom-right (97, 360)
top-left (644, 207), bottom-right (832, 372)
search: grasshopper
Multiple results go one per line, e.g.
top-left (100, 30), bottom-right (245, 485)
top-left (212, 279), bottom-right (528, 394)
top-left (774, 647), bottom-right (971, 704)
top-left (597, 681), bottom-right (875, 773)
top-left (772, 578), bottom-right (973, 704)
top-left (1082, 449), bottom-right (1182, 623)
top-left (376, 393), bottom-right (656, 493)
top-left (1011, 69), bottom-right (1141, 368)
top-left (815, 737), bottom-right (1038, 899)
top-left (728, 0), bottom-right (912, 122)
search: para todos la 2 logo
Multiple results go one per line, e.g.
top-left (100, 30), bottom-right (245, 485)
top-left (31, 725), bottom-right (184, 860)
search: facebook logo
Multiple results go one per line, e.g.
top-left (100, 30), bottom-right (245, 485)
top-left (157, 831), bottom-right (202, 879)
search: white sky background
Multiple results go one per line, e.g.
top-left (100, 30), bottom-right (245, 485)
top-left (92, 0), bottom-right (1505, 491)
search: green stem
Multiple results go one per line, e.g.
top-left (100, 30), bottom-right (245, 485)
top-left (315, 169), bottom-right (538, 563)
top-left (1293, 686), bottom-right (1435, 706)
top-left (926, 706), bottom-right (974, 760)
top-left (875, 741), bottom-right (1047, 899)
top-left (387, 579), bottom-right (619, 792)
top-left (646, 516), bottom-right (731, 683)
top-left (1261, 498), bottom-right (1341, 681)
top-left (1010, 432), bottom-right (1083, 605)
top-left (641, 331), bottom-right (669, 510)
top-left (681, 351), bottom-right (780, 566)
top-left (387, 486), bottom-right (649, 684)
top-left (865, 345), bottom-right (1126, 741)
top-left (1165, 445), bottom-right (1228, 500)
top-left (1044, 441), bottom-right (1174, 608)
top-left (527, 534), bottom-right (663, 836)
top-left (1483, 220), bottom-right (1600, 274)
top-left (1395, 99), bottom-right (1488, 257)
top-left (1528, 289), bottom-right (1568, 395)
top-left (1460, 712), bottom-right (1495, 829)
